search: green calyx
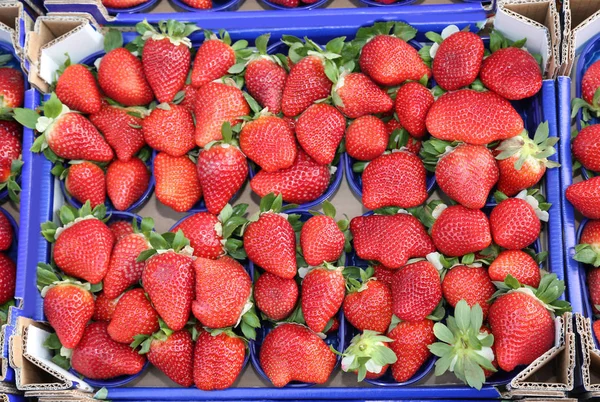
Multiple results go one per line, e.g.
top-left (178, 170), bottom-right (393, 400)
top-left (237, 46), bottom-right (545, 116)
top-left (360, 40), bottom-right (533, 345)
top-left (136, 19), bottom-right (199, 47)
top-left (36, 262), bottom-right (101, 297)
top-left (572, 88), bottom-right (600, 122)
top-left (205, 28), bottom-right (252, 63)
top-left (355, 21), bottom-right (417, 45)
top-left (104, 28), bottom-right (124, 53)
top-left (237, 297), bottom-right (260, 341)
top-left (419, 139), bottom-right (460, 172)
top-left (308, 201), bottom-right (352, 263)
top-left (0, 299), bottom-right (15, 327)
top-left (218, 203), bottom-right (249, 260)
top-left (204, 122), bottom-right (242, 150)
top-left (489, 29), bottom-right (527, 53)
top-left (404, 199), bottom-right (446, 229)
top-left (494, 188), bottom-right (552, 213)
top-left (574, 241), bottom-right (600, 267)
top-left (132, 317), bottom-right (174, 354)
top-left (387, 128), bottom-right (414, 151)
top-left (40, 201), bottom-right (107, 243)
top-left (343, 266), bottom-right (374, 293)
top-left (136, 228), bottom-right (192, 262)
top-left (495, 122), bottom-right (560, 170)
top-left (0, 158), bottom-right (22, 202)
top-left (341, 330), bottom-right (397, 382)
top-left (229, 33), bottom-right (288, 76)
top-left (428, 300), bottom-right (496, 390)
top-left (43, 332), bottom-right (72, 371)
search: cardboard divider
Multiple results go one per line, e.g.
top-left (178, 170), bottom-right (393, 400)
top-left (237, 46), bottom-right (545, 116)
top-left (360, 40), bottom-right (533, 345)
top-left (0, 1), bottom-right (34, 72)
top-left (560, 0), bottom-right (600, 76)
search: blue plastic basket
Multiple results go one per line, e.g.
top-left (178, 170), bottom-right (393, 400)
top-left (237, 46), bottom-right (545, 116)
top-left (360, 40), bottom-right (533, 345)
top-left (259, 0), bottom-right (328, 10)
top-left (169, 0), bottom-right (243, 12)
top-left (359, 0), bottom-right (419, 6)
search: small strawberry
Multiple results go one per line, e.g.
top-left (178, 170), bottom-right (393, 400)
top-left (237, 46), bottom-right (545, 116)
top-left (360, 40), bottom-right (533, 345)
top-left (55, 60), bottom-right (102, 114)
top-left (93, 291), bottom-right (118, 322)
top-left (302, 263), bottom-right (345, 333)
top-left (573, 60), bottom-right (600, 120)
top-left (63, 161), bottom-right (106, 208)
top-left (180, 0), bottom-right (211, 8)
top-left (343, 268), bottom-right (393, 333)
top-left (333, 72), bottom-right (393, 119)
top-left (394, 81), bottom-right (434, 139)
top-left (89, 104), bottom-right (146, 162)
top-left (488, 249), bottom-right (541, 288)
top-left (109, 219), bottom-right (135, 242)
top-left (300, 201), bottom-right (348, 266)
top-left (0, 120), bottom-right (22, 200)
top-left (589, 267), bottom-right (600, 314)
top-left (0, 210), bottom-right (13, 251)
top-left (345, 115), bottom-right (388, 161)
top-left (254, 272), bottom-right (298, 321)
top-left (295, 104), bottom-right (346, 165)
top-left (142, 103), bottom-right (195, 157)
top-left (572, 124), bottom-right (600, 173)
top-left (154, 152), bottom-right (202, 213)
top-left (240, 115), bottom-right (297, 172)
top-left (0, 253), bottom-right (15, 314)
top-left (194, 329), bottom-right (246, 390)
top-left (566, 177), bottom-right (600, 219)
top-left (391, 260), bottom-right (442, 322)
top-left (106, 157), bottom-right (151, 211)
top-left (430, 204), bottom-right (492, 257)
top-left (0, 64), bottom-right (24, 109)
top-left (141, 328), bottom-right (194, 387)
top-left (267, 0), bottom-right (299, 6)
top-left (373, 264), bottom-right (395, 288)
top-left (442, 265), bottom-right (496, 318)
top-left (107, 288), bottom-right (159, 344)
top-left (490, 193), bottom-right (544, 250)
top-left (387, 319), bottom-right (435, 382)
top-left (178, 84), bottom-right (198, 113)
top-left (340, 330), bottom-right (396, 381)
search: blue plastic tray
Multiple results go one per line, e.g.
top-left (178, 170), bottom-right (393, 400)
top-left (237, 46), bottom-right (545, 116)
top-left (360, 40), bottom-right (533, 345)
top-left (259, 0), bottom-right (328, 10)
top-left (169, 0), bottom-right (242, 13)
top-left (0, 206), bottom-right (18, 383)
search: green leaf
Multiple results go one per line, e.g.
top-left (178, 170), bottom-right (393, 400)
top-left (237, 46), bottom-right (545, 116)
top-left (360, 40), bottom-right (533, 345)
top-left (511, 37), bottom-right (527, 48)
top-left (322, 201), bottom-right (336, 218)
top-left (43, 332), bottom-right (63, 350)
top-left (489, 30), bottom-right (504, 53)
top-left (258, 193), bottom-right (276, 212)
top-left (243, 92), bottom-right (261, 114)
top-left (433, 323), bottom-right (455, 344)
top-left (148, 231), bottom-right (169, 250)
top-left (241, 321), bottom-right (256, 340)
top-left (94, 387), bottom-right (109, 400)
top-left (325, 37), bottom-right (345, 55)
top-left (594, 87), bottom-right (600, 108)
top-left (255, 33), bottom-right (270, 55)
top-left (13, 107), bottom-right (40, 129)
top-left (425, 31), bottom-right (443, 45)
top-left (104, 28), bottom-right (124, 53)
top-left (43, 93), bottom-right (63, 119)
top-left (393, 22), bottom-right (417, 42)
top-left (52, 354), bottom-right (71, 371)
top-left (533, 121), bottom-right (549, 144)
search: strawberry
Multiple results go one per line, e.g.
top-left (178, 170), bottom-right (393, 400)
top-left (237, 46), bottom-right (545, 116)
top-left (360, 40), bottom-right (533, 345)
top-left (240, 115), bottom-right (297, 172)
top-left (391, 261), bottom-right (441, 322)
top-left (488, 274), bottom-right (570, 372)
top-left (595, 320), bottom-right (600, 343)
top-left (425, 89), bottom-right (524, 145)
top-left (572, 124), bottom-right (600, 173)
top-left (333, 72), bottom-right (393, 119)
top-left (387, 319), bottom-right (435, 382)
top-left (191, 30), bottom-right (247, 88)
top-left (0, 121), bottom-right (22, 201)
top-left (300, 201), bottom-right (347, 266)
top-left (63, 161), bottom-right (106, 208)
top-left (109, 219), bottom-right (135, 242)
top-left (180, 0), bottom-right (211, 8)
top-left (302, 264), bottom-right (345, 333)
top-left (71, 322), bottom-right (146, 379)
top-left (0, 254), bottom-right (15, 310)
top-left (101, 0), bottom-right (149, 8)
top-left (394, 82), bottom-right (434, 139)
top-left (107, 288), bottom-right (159, 344)
top-left (259, 323), bottom-right (336, 387)
top-left (490, 196), bottom-right (542, 250)
top-left (194, 329), bottom-right (246, 390)
top-left (576, 220), bottom-right (600, 270)
top-left (106, 157), bottom-right (151, 211)
top-left (196, 124), bottom-right (248, 215)
top-left (566, 177), bottom-right (600, 219)
top-left (250, 149), bottom-right (330, 205)
top-left (55, 62), bottom-right (102, 114)
top-left (442, 265), bottom-right (495, 318)
top-left (281, 54), bottom-right (333, 117)
top-left (345, 115), bottom-right (388, 161)
top-left (154, 152), bottom-right (202, 212)
top-left (138, 20), bottom-right (198, 103)
top-left (358, 22), bottom-right (431, 87)
top-left (145, 329), bottom-right (194, 387)
top-left (194, 81), bottom-right (250, 147)
top-left (93, 291), bottom-right (118, 322)
top-left (361, 150), bottom-right (428, 210)
top-left (41, 202), bottom-right (115, 284)
top-left (430, 204), bottom-right (492, 256)
top-left (341, 330), bottom-right (396, 381)
top-left (142, 103), bottom-right (195, 157)
top-left (89, 104), bottom-right (145, 162)
top-left (0, 66), bottom-right (24, 108)
top-left (295, 104), bottom-right (346, 165)
top-left (0, 210), bottom-right (13, 251)
top-left (489, 250), bottom-right (541, 288)
top-left (343, 273), bottom-right (393, 333)
top-left (431, 30), bottom-right (484, 91)
top-left (254, 272), bottom-right (298, 321)
top-left (179, 84), bottom-right (198, 113)
top-left (98, 48), bottom-right (154, 106)
top-left (350, 212), bottom-right (435, 269)
top-left (574, 60), bottom-right (600, 119)
top-left (268, 0), bottom-right (299, 6)
top-left (373, 264), bottom-right (395, 288)
top-left (589, 268), bottom-right (600, 314)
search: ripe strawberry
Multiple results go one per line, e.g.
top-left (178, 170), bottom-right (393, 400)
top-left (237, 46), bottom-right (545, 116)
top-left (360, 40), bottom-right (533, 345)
top-left (566, 177), bottom-right (600, 219)
top-left (55, 63), bottom-right (102, 114)
top-left (93, 291), bottom-right (118, 322)
top-left (106, 158), bottom-right (150, 211)
top-left (259, 323), bottom-right (336, 387)
top-left (98, 48), bottom-right (154, 106)
top-left (194, 329), bottom-right (246, 390)
top-left (431, 205), bottom-right (492, 256)
top-left (489, 250), bottom-right (541, 288)
top-left (71, 322), bottom-right (146, 379)
top-left (102, 0), bottom-right (148, 8)
top-left (142, 104), bottom-right (195, 157)
top-left (589, 268), bottom-right (600, 314)
top-left (432, 31), bottom-right (484, 91)
top-left (296, 104), bottom-right (346, 165)
top-left (282, 55), bottom-right (332, 117)
top-left (0, 120), bottom-right (21, 185)
top-left (344, 278), bottom-right (392, 333)
top-left (350, 213), bottom-right (435, 269)
top-left (0, 66), bottom-right (24, 108)
top-left (154, 152), bottom-right (202, 212)
top-left (433, 143), bottom-right (499, 209)
top-left (345, 115), bottom-right (388, 161)
top-left (426, 89), bottom-right (524, 145)
top-left (143, 251), bottom-right (194, 331)
top-left (108, 288), bottom-right (159, 344)
top-left (179, 84), bottom-right (198, 113)
top-left (386, 119), bottom-right (420, 154)
top-left (194, 82), bottom-right (250, 147)
top-left (302, 264), bottom-right (345, 333)
top-left (170, 212), bottom-right (222, 259)
top-left (340, 330), bottom-right (396, 381)
top-left (180, 0), bottom-right (211, 8)
top-left (138, 20), bottom-right (197, 103)
top-left (0, 210), bottom-right (13, 251)
top-left (573, 124), bottom-right (600, 172)
top-left (254, 272), bottom-right (298, 320)
top-left (490, 197), bottom-right (541, 250)
top-left (480, 46), bottom-right (542, 100)
top-left (394, 82), bottom-right (434, 139)
top-left (191, 31), bottom-right (242, 88)
top-left (250, 149), bottom-right (330, 205)
top-left (387, 319), bottom-right (435, 382)
top-left (109, 220), bottom-right (135, 242)
top-left (268, 0), bottom-right (299, 6)
top-left (103, 234), bottom-right (150, 299)
top-left (300, 202), bottom-right (346, 266)
top-left (0, 253), bottom-right (15, 305)
top-left (240, 115), bottom-right (297, 172)
top-left (333, 72), bottom-right (393, 118)
top-left (594, 320), bottom-right (600, 343)
top-left (442, 265), bottom-right (495, 318)
top-left (147, 330), bottom-right (194, 387)
top-left (582, 60), bottom-right (600, 106)
top-left (373, 264), bottom-right (395, 288)
top-left (89, 104), bottom-right (145, 162)
top-left (392, 261), bottom-right (441, 322)
top-left (362, 150), bottom-right (428, 210)
top-left (64, 161), bottom-right (106, 208)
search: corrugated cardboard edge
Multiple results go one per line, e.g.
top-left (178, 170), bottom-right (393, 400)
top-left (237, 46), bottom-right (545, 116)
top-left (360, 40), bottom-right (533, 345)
top-left (45, 0), bottom-right (116, 24)
top-left (0, 324), bottom-right (7, 382)
top-left (25, 389), bottom-right (95, 401)
top-left (560, 0), bottom-right (600, 76)
top-left (575, 312), bottom-right (600, 392)
top-left (0, 384), bottom-right (19, 395)
top-left (0, 2), bottom-right (34, 63)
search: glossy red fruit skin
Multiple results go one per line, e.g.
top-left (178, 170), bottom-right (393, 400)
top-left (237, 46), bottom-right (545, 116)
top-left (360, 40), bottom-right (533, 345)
top-left (301, 267), bottom-right (345, 333)
top-left (488, 250), bottom-right (541, 288)
top-left (179, 84), bottom-right (198, 113)
top-left (56, 64), bottom-right (102, 114)
top-left (194, 330), bottom-right (246, 391)
top-left (98, 48), bottom-right (154, 106)
top-left (0, 211), bottom-right (13, 251)
top-left (594, 320), bottom-right (600, 343)
top-left (254, 272), bottom-right (298, 320)
top-left (582, 60), bottom-right (600, 105)
top-left (170, 212), bottom-right (223, 259)
top-left (65, 161), bottom-right (106, 208)
top-left (343, 279), bottom-right (393, 333)
top-left (93, 292), bottom-right (118, 322)
top-left (573, 124), bottom-right (600, 172)
top-left (245, 58), bottom-right (287, 115)
top-left (441, 266), bottom-right (496, 318)
top-left (142, 104), bottom-right (195, 157)
top-left (0, 254), bottom-right (15, 305)
top-left (0, 67), bottom-right (24, 108)
top-left (300, 215), bottom-right (345, 267)
top-left (495, 151), bottom-right (546, 197)
top-left (386, 119), bottom-right (422, 155)
top-left (432, 31), bottom-right (484, 91)
top-left (240, 116), bottom-right (297, 172)
top-left (431, 205), bottom-right (492, 257)
top-left (106, 158), bottom-right (150, 211)
top-left (102, 0), bottom-right (148, 8)
top-left (590, 267), bottom-right (600, 314)
top-left (387, 319), bottom-right (435, 383)
top-left (345, 115), bottom-right (388, 161)
top-left (282, 56), bottom-right (332, 117)
top-left (362, 151), bottom-right (428, 210)
top-left (148, 330), bottom-right (194, 387)
top-left (566, 177), bottom-right (600, 219)
top-left (295, 104), bottom-right (346, 165)
top-left (391, 261), bottom-right (442, 322)
top-left (90, 104), bottom-right (145, 162)
top-left (107, 288), bottom-right (160, 344)
top-left (490, 198), bottom-right (541, 250)
top-left (43, 284), bottom-right (94, 349)
top-left (395, 82), bottom-right (434, 139)
top-left (335, 72), bottom-right (394, 119)
top-left (103, 233), bottom-right (149, 299)
top-left (143, 38), bottom-right (190, 103)
top-left (0, 120), bottom-right (21, 183)
top-left (480, 47), bottom-right (542, 100)
top-left (373, 264), bottom-right (395, 288)
top-left (191, 40), bottom-right (235, 89)
top-left (154, 152), bottom-right (202, 213)
top-left (108, 220), bottom-right (135, 242)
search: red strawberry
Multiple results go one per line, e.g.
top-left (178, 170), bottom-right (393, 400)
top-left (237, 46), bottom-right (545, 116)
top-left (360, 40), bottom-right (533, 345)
top-left (387, 319), bottom-right (435, 382)
top-left (259, 323), bottom-right (336, 387)
top-left (64, 161), bottom-right (106, 208)
top-left (567, 177), bottom-right (600, 219)
top-left (240, 115), bottom-right (297, 172)
top-left (391, 261), bottom-right (441, 322)
top-left (386, 123), bottom-right (423, 159)
top-left (98, 48), bottom-right (154, 106)
top-left (180, 0), bottom-right (211, 8)
top-left (295, 104), bottom-right (346, 165)
top-left (154, 152), bottom-right (202, 212)
top-left (108, 288), bottom-right (159, 344)
top-left (0, 120), bottom-right (21, 188)
top-left (589, 267), bottom-right (600, 314)
top-left (594, 320), bottom-right (600, 343)
top-left (300, 203), bottom-right (346, 266)
top-left (490, 197), bottom-right (541, 250)
top-left (341, 331), bottom-right (395, 380)
top-left (442, 265), bottom-right (495, 318)
top-left (302, 264), bottom-right (345, 333)
top-left (267, 0), bottom-right (299, 6)
top-left (334, 72), bottom-right (393, 118)
top-left (254, 272), bottom-right (298, 321)
top-left (282, 55), bottom-right (332, 117)
top-left (480, 46), bottom-right (542, 100)
top-left (191, 32), bottom-right (240, 88)
top-left (0, 253), bottom-right (15, 306)
top-left (431, 31), bottom-right (484, 91)
top-left (395, 82), bottom-right (434, 138)
top-left (573, 124), bottom-right (600, 173)
top-left (345, 115), bottom-right (388, 161)
top-left (194, 329), bottom-right (246, 390)
top-left (101, 0), bottom-right (148, 8)
top-left (179, 84), bottom-right (198, 113)
top-left (489, 250), bottom-right (541, 288)
top-left (90, 104), bottom-right (146, 162)
top-left (344, 278), bottom-right (392, 333)
top-left (147, 330), bottom-right (194, 387)
top-left (579, 59), bottom-right (600, 116)
top-left (250, 149), bottom-right (330, 205)
top-left (93, 291), bottom-right (118, 322)
top-left (362, 150), bottom-right (428, 210)
top-left (109, 220), bottom-right (135, 242)
top-left (431, 205), bottom-right (492, 256)
top-left (103, 233), bottom-right (150, 299)
top-left (0, 211), bottom-right (13, 251)
top-left (71, 322), bottom-right (146, 379)
top-left (106, 158), bottom-right (150, 211)
top-left (0, 67), bottom-right (24, 108)
top-left (350, 213), bottom-right (435, 269)
top-left (55, 63), bottom-right (102, 114)
top-left (373, 264), bottom-right (395, 288)
top-left (170, 212), bottom-right (223, 259)
top-left (426, 89), bottom-right (524, 145)
top-left (142, 104), bottom-right (195, 157)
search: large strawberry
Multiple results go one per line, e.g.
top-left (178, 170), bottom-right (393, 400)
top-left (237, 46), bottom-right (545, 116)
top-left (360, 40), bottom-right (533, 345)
top-left (340, 330), bottom-right (396, 381)
top-left (106, 157), bottom-right (151, 211)
top-left (107, 288), bottom-right (159, 344)
top-left (300, 201), bottom-right (348, 266)
top-left (566, 176), bottom-right (600, 219)
top-left (394, 82), bottom-right (434, 139)
top-left (55, 60), bottom-right (102, 114)
top-left (425, 89), bottom-right (524, 145)
top-left (194, 329), bottom-right (246, 390)
top-left (140, 328), bottom-right (194, 387)
top-left (63, 161), bottom-right (106, 208)
top-left (489, 249), bottom-right (541, 288)
top-left (430, 204), bottom-right (492, 256)
top-left (154, 152), bottom-right (202, 212)
top-left (142, 103), bottom-right (195, 157)
top-left (0, 210), bottom-right (13, 251)
top-left (295, 103), bottom-right (346, 165)
top-left (333, 72), bottom-right (393, 119)
top-left (572, 124), bottom-right (600, 173)
top-left (387, 319), bottom-right (435, 382)
top-left (254, 272), bottom-right (298, 321)
top-left (442, 265), bottom-right (495, 318)
top-left (343, 268), bottom-right (393, 333)
top-left (573, 60), bottom-right (600, 120)
top-left (345, 115), bottom-right (388, 161)
top-left (490, 193), bottom-right (544, 250)
top-left (391, 260), bottom-right (441, 322)
top-left (89, 104), bottom-right (146, 162)
top-left (259, 323), bottom-right (337, 387)
top-left (41, 202), bottom-right (115, 284)
top-left (302, 263), bottom-right (345, 333)
top-left (240, 115), bottom-right (297, 172)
